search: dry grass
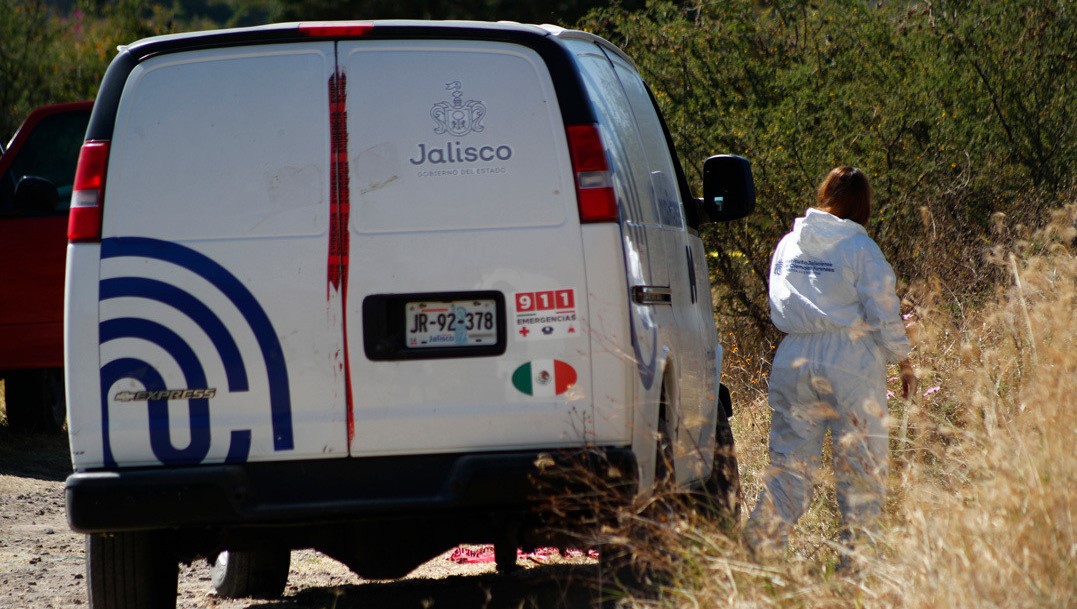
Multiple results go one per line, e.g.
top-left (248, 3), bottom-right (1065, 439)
top-left (607, 204), bottom-right (1077, 608)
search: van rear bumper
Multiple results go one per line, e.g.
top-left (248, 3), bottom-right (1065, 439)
top-left (65, 448), bottom-right (637, 534)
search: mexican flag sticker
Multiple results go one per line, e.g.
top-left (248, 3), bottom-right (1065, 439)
top-left (512, 360), bottom-right (577, 397)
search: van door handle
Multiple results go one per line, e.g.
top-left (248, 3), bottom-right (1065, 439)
top-left (632, 286), bottom-right (672, 305)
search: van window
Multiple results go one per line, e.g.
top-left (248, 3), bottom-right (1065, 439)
top-left (606, 55), bottom-right (685, 230)
top-left (340, 40), bottom-right (572, 233)
top-left (104, 45), bottom-right (334, 240)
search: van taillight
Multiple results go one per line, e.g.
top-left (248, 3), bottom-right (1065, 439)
top-left (68, 140), bottom-right (109, 243)
top-left (566, 124), bottom-right (618, 223)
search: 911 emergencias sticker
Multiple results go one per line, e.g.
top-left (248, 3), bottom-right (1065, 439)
top-left (513, 289), bottom-right (577, 340)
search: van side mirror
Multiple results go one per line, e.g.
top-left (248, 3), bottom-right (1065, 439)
top-left (13, 175), bottom-right (60, 213)
top-left (700, 155), bottom-right (755, 223)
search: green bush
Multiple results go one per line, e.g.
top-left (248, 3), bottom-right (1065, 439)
top-left (580, 0), bottom-right (1075, 352)
top-left (0, 0), bottom-right (166, 137)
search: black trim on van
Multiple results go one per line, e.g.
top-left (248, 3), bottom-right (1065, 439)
top-left (65, 447), bottom-right (638, 534)
top-left (83, 50), bottom-right (138, 142)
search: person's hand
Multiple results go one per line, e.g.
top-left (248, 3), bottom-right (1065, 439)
top-left (899, 359), bottom-right (918, 399)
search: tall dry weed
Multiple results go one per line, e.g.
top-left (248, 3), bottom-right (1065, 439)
top-left (873, 204), bottom-right (1077, 608)
top-left (606, 204), bottom-right (1076, 608)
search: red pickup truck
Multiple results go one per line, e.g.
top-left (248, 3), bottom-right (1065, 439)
top-left (1, 101), bottom-right (93, 432)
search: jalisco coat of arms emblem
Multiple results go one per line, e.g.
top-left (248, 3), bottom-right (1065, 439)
top-left (431, 81), bottom-right (486, 137)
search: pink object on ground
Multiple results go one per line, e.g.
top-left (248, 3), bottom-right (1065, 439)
top-left (447, 545), bottom-right (598, 564)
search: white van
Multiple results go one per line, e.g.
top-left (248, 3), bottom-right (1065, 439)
top-left (64, 20), bottom-right (754, 608)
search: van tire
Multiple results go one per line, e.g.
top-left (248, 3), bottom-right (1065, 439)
top-left (698, 415), bottom-right (742, 523)
top-left (598, 398), bottom-right (677, 606)
top-left (3, 368), bottom-right (65, 433)
top-left (210, 550), bottom-right (290, 599)
top-left (597, 543), bottom-right (634, 608)
top-left (719, 382), bottom-right (733, 419)
top-left (598, 540), bottom-right (666, 608)
top-left (494, 542), bottom-right (519, 574)
top-left (653, 409), bottom-right (675, 492)
top-left (87, 532), bottom-right (178, 609)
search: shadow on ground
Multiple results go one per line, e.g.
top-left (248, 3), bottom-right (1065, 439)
top-left (0, 426), bottom-right (71, 481)
top-left (248, 564), bottom-right (603, 609)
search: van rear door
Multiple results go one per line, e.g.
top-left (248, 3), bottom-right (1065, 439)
top-left (339, 39), bottom-right (595, 456)
top-left (84, 43), bottom-right (349, 468)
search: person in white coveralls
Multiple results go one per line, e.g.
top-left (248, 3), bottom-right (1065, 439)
top-left (746, 166), bottom-right (917, 555)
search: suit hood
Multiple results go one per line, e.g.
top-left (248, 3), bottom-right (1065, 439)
top-left (791, 208), bottom-right (866, 253)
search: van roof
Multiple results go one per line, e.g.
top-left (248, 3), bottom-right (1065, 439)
top-left (87, 20), bottom-right (635, 143)
top-left (119, 20), bottom-right (631, 66)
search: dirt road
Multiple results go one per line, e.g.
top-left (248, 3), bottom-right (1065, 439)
top-left (0, 428), bottom-right (601, 609)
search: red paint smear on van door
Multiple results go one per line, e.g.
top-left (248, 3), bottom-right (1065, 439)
top-left (328, 69), bottom-right (355, 443)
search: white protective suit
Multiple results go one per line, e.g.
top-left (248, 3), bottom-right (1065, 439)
top-left (748, 208), bottom-right (910, 547)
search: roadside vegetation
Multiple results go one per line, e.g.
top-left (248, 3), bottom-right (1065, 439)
top-left (604, 202), bottom-right (1075, 608)
top-left (581, 3), bottom-right (1074, 607)
top-left (2, 1), bottom-right (1073, 607)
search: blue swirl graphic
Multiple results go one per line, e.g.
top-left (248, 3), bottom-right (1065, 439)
top-left (99, 358), bottom-right (163, 468)
top-left (100, 277), bottom-right (249, 393)
top-left (100, 319), bottom-right (211, 465)
top-left (99, 237), bottom-right (293, 466)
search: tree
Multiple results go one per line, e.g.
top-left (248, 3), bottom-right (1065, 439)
top-left (1, 0), bottom-right (57, 136)
top-left (579, 0), bottom-right (1075, 348)
top-left (1, 0), bottom-right (163, 137)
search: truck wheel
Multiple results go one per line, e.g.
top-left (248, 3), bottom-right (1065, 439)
top-left (598, 403), bottom-right (676, 606)
top-left (598, 540), bottom-right (666, 609)
top-left (494, 542), bottom-right (519, 574)
top-left (597, 542), bottom-right (635, 608)
top-left (3, 368), bottom-right (66, 433)
top-left (87, 532), bottom-right (178, 609)
top-left (653, 412), bottom-right (675, 491)
top-left (210, 549), bottom-right (290, 599)
top-left (698, 415), bottom-right (742, 523)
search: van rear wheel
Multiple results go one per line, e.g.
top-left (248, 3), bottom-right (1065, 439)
top-left (598, 532), bottom-right (667, 608)
top-left (598, 402), bottom-right (676, 606)
top-left (210, 549), bottom-right (291, 599)
top-left (697, 415), bottom-right (742, 523)
top-left (87, 532), bottom-right (178, 609)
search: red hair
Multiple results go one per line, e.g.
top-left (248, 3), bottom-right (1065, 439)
top-left (816, 166), bottom-right (872, 226)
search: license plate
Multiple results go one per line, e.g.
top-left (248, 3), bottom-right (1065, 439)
top-left (405, 299), bottom-right (498, 348)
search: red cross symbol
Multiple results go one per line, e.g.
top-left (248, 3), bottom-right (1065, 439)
top-left (519, 326), bottom-right (530, 337)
